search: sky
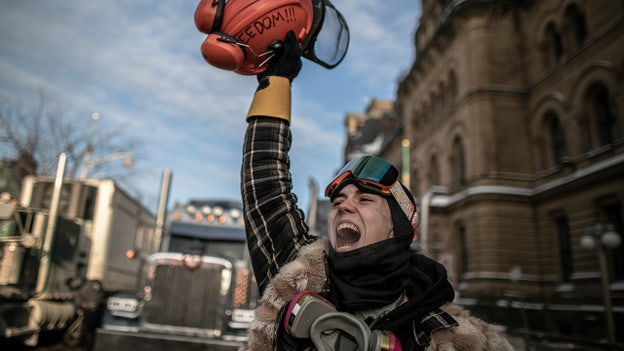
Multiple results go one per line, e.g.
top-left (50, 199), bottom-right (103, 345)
top-left (0, 1), bottom-right (421, 214)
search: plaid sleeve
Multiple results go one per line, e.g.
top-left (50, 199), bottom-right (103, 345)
top-left (414, 308), bottom-right (458, 348)
top-left (241, 117), bottom-right (318, 294)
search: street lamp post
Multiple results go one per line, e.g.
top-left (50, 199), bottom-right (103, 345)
top-left (510, 266), bottom-right (532, 351)
top-left (79, 144), bottom-right (133, 180)
top-left (580, 223), bottom-right (622, 347)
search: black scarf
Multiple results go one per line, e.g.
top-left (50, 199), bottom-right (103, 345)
top-left (370, 252), bottom-right (455, 333)
top-left (327, 235), bottom-right (412, 311)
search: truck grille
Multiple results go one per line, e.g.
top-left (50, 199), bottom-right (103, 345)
top-left (144, 256), bottom-right (232, 333)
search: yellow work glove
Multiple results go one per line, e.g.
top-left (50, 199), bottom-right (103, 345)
top-left (246, 30), bottom-right (302, 124)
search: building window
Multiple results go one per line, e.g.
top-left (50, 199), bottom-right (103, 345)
top-left (412, 108), bottom-right (421, 131)
top-left (547, 113), bottom-right (568, 165)
top-left (451, 136), bottom-right (467, 186)
top-left (590, 84), bottom-right (621, 146)
top-left (563, 4), bottom-right (587, 51)
top-left (428, 154), bottom-right (441, 186)
top-left (556, 216), bottom-right (574, 282)
top-left (579, 115), bottom-right (592, 153)
top-left (444, 71), bottom-right (458, 110)
top-left (432, 92), bottom-right (441, 122)
top-left (546, 22), bottom-right (564, 64)
top-left (448, 71), bottom-right (458, 101)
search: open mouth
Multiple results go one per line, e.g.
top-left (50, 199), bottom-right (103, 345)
top-left (335, 222), bottom-right (361, 252)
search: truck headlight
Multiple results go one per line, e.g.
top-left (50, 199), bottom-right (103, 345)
top-left (107, 295), bottom-right (143, 319)
top-left (229, 308), bottom-right (255, 329)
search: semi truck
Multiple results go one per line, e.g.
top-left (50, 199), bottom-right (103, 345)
top-left (93, 199), bottom-right (259, 351)
top-left (0, 175), bottom-right (158, 347)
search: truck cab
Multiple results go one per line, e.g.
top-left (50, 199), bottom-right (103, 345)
top-left (1, 176), bottom-right (157, 348)
top-left (93, 200), bottom-right (258, 351)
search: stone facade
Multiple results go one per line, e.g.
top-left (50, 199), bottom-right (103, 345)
top-left (343, 99), bottom-right (399, 162)
top-left (346, 0), bottom-right (624, 346)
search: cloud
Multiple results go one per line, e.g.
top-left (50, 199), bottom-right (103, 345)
top-left (0, 0), bottom-right (421, 213)
top-left (337, 0), bottom-right (419, 95)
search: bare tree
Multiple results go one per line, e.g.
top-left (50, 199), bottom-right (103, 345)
top-left (0, 90), bottom-right (143, 195)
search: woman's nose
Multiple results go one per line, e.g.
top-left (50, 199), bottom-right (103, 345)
top-left (336, 198), bottom-right (356, 212)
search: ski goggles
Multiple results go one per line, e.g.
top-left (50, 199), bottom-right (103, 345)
top-left (325, 155), bottom-right (417, 230)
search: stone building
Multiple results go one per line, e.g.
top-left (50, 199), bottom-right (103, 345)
top-left (347, 0), bottom-right (624, 347)
top-left (343, 99), bottom-right (399, 161)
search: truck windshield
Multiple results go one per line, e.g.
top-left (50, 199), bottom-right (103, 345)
top-left (168, 234), bottom-right (246, 261)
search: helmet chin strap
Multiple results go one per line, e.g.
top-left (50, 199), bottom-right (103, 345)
top-left (216, 35), bottom-right (277, 68)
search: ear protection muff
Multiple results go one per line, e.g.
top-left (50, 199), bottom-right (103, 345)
top-left (195, 0), bottom-right (247, 72)
top-left (194, 0), bottom-right (225, 34)
top-left (200, 32), bottom-right (246, 72)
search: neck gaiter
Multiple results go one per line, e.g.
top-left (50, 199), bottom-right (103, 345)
top-left (327, 235), bottom-right (412, 311)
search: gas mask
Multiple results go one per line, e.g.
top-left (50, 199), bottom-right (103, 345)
top-left (284, 290), bottom-right (403, 351)
top-left (195, 0), bottom-right (349, 75)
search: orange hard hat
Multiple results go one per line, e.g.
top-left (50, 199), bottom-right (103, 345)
top-left (195, 0), bottom-right (348, 75)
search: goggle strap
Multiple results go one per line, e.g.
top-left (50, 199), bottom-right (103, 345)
top-left (389, 182), bottom-right (417, 230)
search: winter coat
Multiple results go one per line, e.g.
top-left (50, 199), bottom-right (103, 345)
top-left (243, 240), bottom-right (515, 351)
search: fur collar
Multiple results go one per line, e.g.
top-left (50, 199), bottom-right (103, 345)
top-left (244, 240), bottom-right (328, 350)
top-left (242, 239), bottom-right (514, 351)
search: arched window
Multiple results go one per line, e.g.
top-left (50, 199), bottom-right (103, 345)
top-left (428, 154), bottom-right (441, 186)
top-left (589, 84), bottom-right (620, 145)
top-left (563, 4), bottom-right (587, 51)
top-left (423, 102), bottom-right (432, 124)
top-left (411, 108), bottom-right (421, 131)
top-left (546, 113), bottom-right (568, 165)
top-left (431, 92), bottom-right (440, 122)
top-left (445, 71), bottom-right (458, 108)
top-left (448, 70), bottom-right (458, 101)
top-left (435, 84), bottom-right (444, 119)
top-left (450, 136), bottom-right (467, 186)
top-left (545, 22), bottom-right (564, 65)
